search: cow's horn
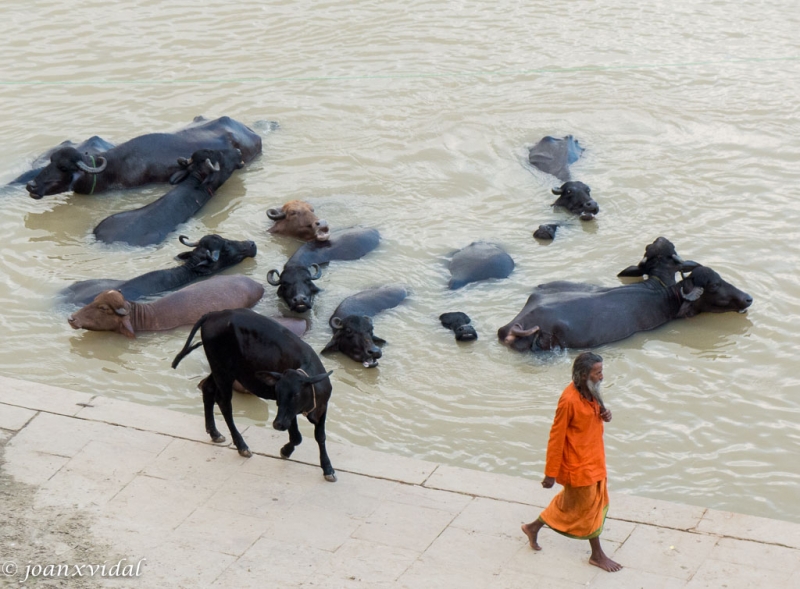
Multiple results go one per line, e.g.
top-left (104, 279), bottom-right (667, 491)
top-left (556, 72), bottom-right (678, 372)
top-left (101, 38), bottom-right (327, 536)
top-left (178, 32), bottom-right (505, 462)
top-left (177, 157), bottom-right (192, 167)
top-left (267, 208), bottom-right (287, 220)
top-left (179, 235), bottom-right (199, 247)
top-left (309, 264), bottom-right (322, 280)
top-left (76, 156), bottom-right (107, 174)
top-left (681, 285), bottom-right (704, 302)
top-left (330, 316), bottom-right (344, 330)
top-left (510, 323), bottom-right (540, 337)
top-left (204, 158), bottom-right (220, 172)
top-left (266, 269), bottom-right (282, 285)
top-left (551, 186), bottom-right (563, 195)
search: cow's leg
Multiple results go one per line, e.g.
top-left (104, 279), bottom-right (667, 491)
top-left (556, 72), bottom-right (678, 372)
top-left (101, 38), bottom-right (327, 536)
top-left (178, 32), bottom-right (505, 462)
top-left (280, 416), bottom-right (303, 459)
top-left (200, 376), bottom-right (225, 443)
top-left (213, 377), bottom-right (251, 457)
top-left (311, 411), bottom-right (336, 482)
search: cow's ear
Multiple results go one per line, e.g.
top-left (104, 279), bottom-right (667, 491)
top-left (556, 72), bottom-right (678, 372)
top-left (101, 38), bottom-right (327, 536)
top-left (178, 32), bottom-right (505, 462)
top-left (169, 169), bottom-right (191, 184)
top-left (175, 251), bottom-right (192, 261)
top-left (617, 265), bottom-right (645, 277)
top-left (321, 339), bottom-right (339, 354)
top-left (679, 260), bottom-right (700, 273)
top-left (373, 334), bottom-right (387, 346)
top-left (255, 371), bottom-right (281, 386)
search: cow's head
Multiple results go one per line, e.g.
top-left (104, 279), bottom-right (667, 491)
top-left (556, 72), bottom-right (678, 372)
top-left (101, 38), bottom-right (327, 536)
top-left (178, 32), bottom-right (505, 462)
top-left (67, 290), bottom-right (135, 338)
top-left (257, 368), bottom-right (333, 427)
top-left (26, 147), bottom-right (107, 199)
top-left (169, 148), bottom-right (244, 187)
top-left (618, 237), bottom-right (699, 286)
top-left (267, 200), bottom-right (330, 242)
top-left (498, 322), bottom-right (540, 352)
top-left (551, 181), bottom-right (598, 220)
top-left (677, 266), bottom-right (753, 318)
top-left (322, 315), bottom-right (386, 368)
top-left (176, 234), bottom-right (257, 276)
top-left (439, 312), bottom-right (478, 341)
top-left (266, 264), bottom-right (322, 313)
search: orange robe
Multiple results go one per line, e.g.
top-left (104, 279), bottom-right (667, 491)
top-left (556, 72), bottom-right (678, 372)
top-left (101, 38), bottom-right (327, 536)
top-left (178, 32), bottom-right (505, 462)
top-left (539, 382), bottom-right (609, 539)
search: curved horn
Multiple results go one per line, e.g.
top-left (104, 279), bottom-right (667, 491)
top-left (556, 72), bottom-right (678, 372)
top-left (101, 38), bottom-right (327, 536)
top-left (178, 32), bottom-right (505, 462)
top-left (309, 264), bottom-right (322, 280)
top-left (330, 316), bottom-right (344, 330)
top-left (76, 156), bottom-right (107, 174)
top-left (681, 285), bottom-right (704, 302)
top-left (551, 186), bottom-right (563, 195)
top-left (204, 158), bottom-right (220, 172)
top-left (510, 323), bottom-right (540, 337)
top-left (267, 208), bottom-right (286, 220)
top-left (266, 269), bottom-right (282, 286)
top-left (303, 369), bottom-right (334, 385)
top-left (179, 235), bottom-right (199, 247)
top-left (177, 157), bottom-right (192, 167)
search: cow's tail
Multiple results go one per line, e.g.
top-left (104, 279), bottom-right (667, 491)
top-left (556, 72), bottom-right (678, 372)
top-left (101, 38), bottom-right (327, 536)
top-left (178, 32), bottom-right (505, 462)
top-left (171, 315), bottom-right (209, 369)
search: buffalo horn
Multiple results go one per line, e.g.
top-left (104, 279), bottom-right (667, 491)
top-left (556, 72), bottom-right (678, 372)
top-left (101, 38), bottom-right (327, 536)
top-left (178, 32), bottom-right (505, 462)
top-left (510, 323), bottom-right (540, 337)
top-left (267, 208), bottom-right (287, 220)
top-left (330, 316), bottom-right (344, 330)
top-left (179, 235), bottom-right (199, 247)
top-left (204, 158), bottom-right (220, 172)
top-left (76, 156), bottom-right (107, 174)
top-left (177, 157), bottom-right (192, 167)
top-left (551, 186), bottom-right (563, 195)
top-left (681, 285), bottom-right (704, 302)
top-left (309, 264), bottom-right (322, 280)
top-left (266, 269), bottom-right (282, 285)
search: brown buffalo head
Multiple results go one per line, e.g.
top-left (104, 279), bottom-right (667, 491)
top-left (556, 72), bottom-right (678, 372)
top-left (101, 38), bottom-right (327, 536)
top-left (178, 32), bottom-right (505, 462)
top-left (67, 290), bottom-right (136, 338)
top-left (267, 200), bottom-right (330, 242)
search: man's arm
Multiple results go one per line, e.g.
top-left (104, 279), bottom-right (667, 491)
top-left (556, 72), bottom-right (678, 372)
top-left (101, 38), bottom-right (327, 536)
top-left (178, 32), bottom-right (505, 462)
top-left (543, 394), bottom-right (571, 482)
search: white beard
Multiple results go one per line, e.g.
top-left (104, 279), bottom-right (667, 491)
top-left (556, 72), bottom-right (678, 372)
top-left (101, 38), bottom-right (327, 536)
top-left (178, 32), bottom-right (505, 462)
top-left (586, 379), bottom-right (604, 408)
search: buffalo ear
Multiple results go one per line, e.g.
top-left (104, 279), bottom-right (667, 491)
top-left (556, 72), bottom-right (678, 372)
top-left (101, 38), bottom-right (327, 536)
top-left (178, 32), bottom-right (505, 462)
top-left (175, 251), bottom-right (192, 261)
top-left (321, 339), bottom-right (339, 355)
top-left (679, 260), bottom-right (701, 273)
top-left (169, 169), bottom-right (191, 184)
top-left (255, 371), bottom-right (282, 386)
top-left (373, 334), bottom-right (387, 346)
top-left (617, 265), bottom-right (645, 278)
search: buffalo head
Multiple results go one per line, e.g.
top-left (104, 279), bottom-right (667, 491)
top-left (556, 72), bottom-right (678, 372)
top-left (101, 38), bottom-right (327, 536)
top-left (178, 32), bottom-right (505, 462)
top-left (67, 290), bottom-right (135, 338)
top-left (551, 181), bottom-right (598, 220)
top-left (266, 264), bottom-right (323, 313)
top-left (169, 147), bottom-right (244, 186)
top-left (677, 266), bottom-right (753, 318)
top-left (256, 368), bottom-right (333, 429)
top-left (618, 237), bottom-right (699, 286)
top-left (176, 234), bottom-right (257, 275)
top-left (322, 315), bottom-right (385, 368)
top-left (267, 200), bottom-right (330, 242)
top-left (439, 312), bottom-right (478, 342)
top-left (26, 147), bottom-right (107, 199)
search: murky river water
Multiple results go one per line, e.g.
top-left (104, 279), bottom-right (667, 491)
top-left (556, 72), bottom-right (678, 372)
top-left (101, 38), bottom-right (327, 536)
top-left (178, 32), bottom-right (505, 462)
top-left (1, 1), bottom-right (799, 523)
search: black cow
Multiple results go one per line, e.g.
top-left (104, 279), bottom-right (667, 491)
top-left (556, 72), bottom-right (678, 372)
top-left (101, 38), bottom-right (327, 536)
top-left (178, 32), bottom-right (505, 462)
top-left (322, 285), bottom-right (408, 367)
top-left (551, 181), bottom-right (598, 220)
top-left (618, 236), bottom-right (699, 286)
top-left (287, 227), bottom-right (380, 267)
top-left (8, 136), bottom-right (115, 185)
top-left (26, 116), bottom-right (263, 199)
top-left (533, 224), bottom-right (560, 241)
top-left (59, 234), bottom-right (257, 306)
top-left (528, 135), bottom-right (584, 182)
top-left (266, 264), bottom-right (323, 313)
top-left (447, 242), bottom-right (515, 290)
top-left (171, 308), bottom-right (337, 481)
top-left (498, 265), bottom-right (752, 352)
top-left (439, 312), bottom-right (478, 341)
top-left (93, 148), bottom-right (244, 246)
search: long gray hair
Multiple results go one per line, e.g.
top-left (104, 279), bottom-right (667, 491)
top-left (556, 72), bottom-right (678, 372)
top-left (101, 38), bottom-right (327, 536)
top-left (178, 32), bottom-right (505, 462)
top-left (572, 351), bottom-right (603, 389)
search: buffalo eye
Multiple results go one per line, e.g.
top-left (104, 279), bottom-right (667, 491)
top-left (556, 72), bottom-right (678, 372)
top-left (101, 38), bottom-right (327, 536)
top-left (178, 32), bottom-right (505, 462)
top-left (97, 304), bottom-right (110, 312)
top-left (58, 164), bottom-right (69, 172)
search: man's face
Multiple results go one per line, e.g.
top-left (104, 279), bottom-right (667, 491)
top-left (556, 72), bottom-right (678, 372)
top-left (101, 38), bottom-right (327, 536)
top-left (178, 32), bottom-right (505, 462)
top-left (588, 362), bottom-right (603, 385)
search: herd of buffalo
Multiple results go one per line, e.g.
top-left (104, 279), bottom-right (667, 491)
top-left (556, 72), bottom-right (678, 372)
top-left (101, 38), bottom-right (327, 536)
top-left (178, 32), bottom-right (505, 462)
top-left (8, 117), bottom-right (753, 481)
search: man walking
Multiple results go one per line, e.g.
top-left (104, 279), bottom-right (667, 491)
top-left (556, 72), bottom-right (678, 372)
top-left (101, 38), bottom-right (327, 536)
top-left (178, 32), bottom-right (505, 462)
top-left (521, 351), bottom-right (622, 572)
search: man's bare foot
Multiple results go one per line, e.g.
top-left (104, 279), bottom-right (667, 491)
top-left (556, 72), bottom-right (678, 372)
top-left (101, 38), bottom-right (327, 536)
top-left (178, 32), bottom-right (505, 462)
top-left (521, 523), bottom-right (542, 550)
top-left (589, 554), bottom-right (623, 572)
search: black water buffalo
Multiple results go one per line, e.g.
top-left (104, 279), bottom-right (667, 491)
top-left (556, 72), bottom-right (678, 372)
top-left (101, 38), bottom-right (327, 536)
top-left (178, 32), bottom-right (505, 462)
top-left (267, 200), bottom-right (330, 242)
top-left (618, 236), bottom-right (699, 286)
top-left (59, 234), bottom-right (257, 306)
top-left (26, 116), bottom-right (263, 199)
top-left (498, 265), bottom-right (752, 352)
top-left (439, 311), bottom-right (478, 341)
top-left (93, 148), bottom-right (244, 246)
top-left (447, 242), bottom-right (515, 290)
top-left (8, 136), bottom-right (115, 185)
top-left (551, 181), bottom-right (598, 220)
top-left (287, 227), bottom-right (380, 267)
top-left (171, 308), bottom-right (337, 481)
top-left (528, 135), bottom-right (584, 182)
top-left (321, 285), bottom-right (408, 367)
top-left (68, 275), bottom-right (264, 338)
top-left (266, 264), bottom-right (323, 313)
top-left (533, 223), bottom-right (560, 241)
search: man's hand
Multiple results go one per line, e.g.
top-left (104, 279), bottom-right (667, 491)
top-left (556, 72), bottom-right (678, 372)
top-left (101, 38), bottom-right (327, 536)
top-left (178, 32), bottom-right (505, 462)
top-left (541, 476), bottom-right (555, 488)
top-left (600, 408), bottom-right (612, 422)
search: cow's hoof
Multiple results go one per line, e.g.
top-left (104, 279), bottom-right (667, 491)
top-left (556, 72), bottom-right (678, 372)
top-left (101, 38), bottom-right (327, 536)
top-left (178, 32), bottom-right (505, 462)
top-left (238, 448), bottom-right (252, 458)
top-left (210, 433), bottom-right (226, 444)
top-left (324, 472), bottom-right (338, 482)
top-left (280, 444), bottom-right (295, 459)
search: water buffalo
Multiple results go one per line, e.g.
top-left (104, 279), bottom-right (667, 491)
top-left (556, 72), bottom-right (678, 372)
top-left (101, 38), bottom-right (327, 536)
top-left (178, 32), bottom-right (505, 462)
top-left (266, 264), bottom-right (323, 313)
top-left (67, 275), bottom-right (264, 338)
top-left (8, 136), bottom-right (115, 185)
top-left (498, 265), bottom-right (752, 352)
top-left (286, 227), bottom-right (380, 267)
top-left (321, 285), bottom-right (408, 367)
top-left (618, 236), bottom-right (699, 286)
top-left (447, 242), bottom-right (515, 290)
top-left (267, 200), bottom-right (330, 242)
top-left (439, 312), bottom-right (478, 341)
top-left (551, 181), bottom-right (599, 220)
top-left (26, 116), bottom-right (263, 199)
top-left (59, 234), bottom-right (257, 306)
top-left (528, 135), bottom-right (584, 182)
top-left (93, 147), bottom-right (245, 246)
top-left (171, 308), bottom-right (337, 481)
top-left (533, 224), bottom-right (560, 241)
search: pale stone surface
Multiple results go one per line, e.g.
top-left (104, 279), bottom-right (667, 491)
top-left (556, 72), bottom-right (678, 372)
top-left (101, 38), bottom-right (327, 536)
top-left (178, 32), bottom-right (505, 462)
top-left (170, 505), bottom-right (272, 557)
top-left (351, 498), bottom-right (457, 552)
top-left (698, 509), bottom-right (800, 550)
top-left (423, 463), bottom-right (552, 505)
top-left (0, 375), bottom-right (94, 415)
top-left (683, 558), bottom-right (792, 588)
top-left (0, 403), bottom-right (36, 430)
top-left (612, 492), bottom-right (707, 529)
top-left (319, 538), bottom-right (419, 584)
